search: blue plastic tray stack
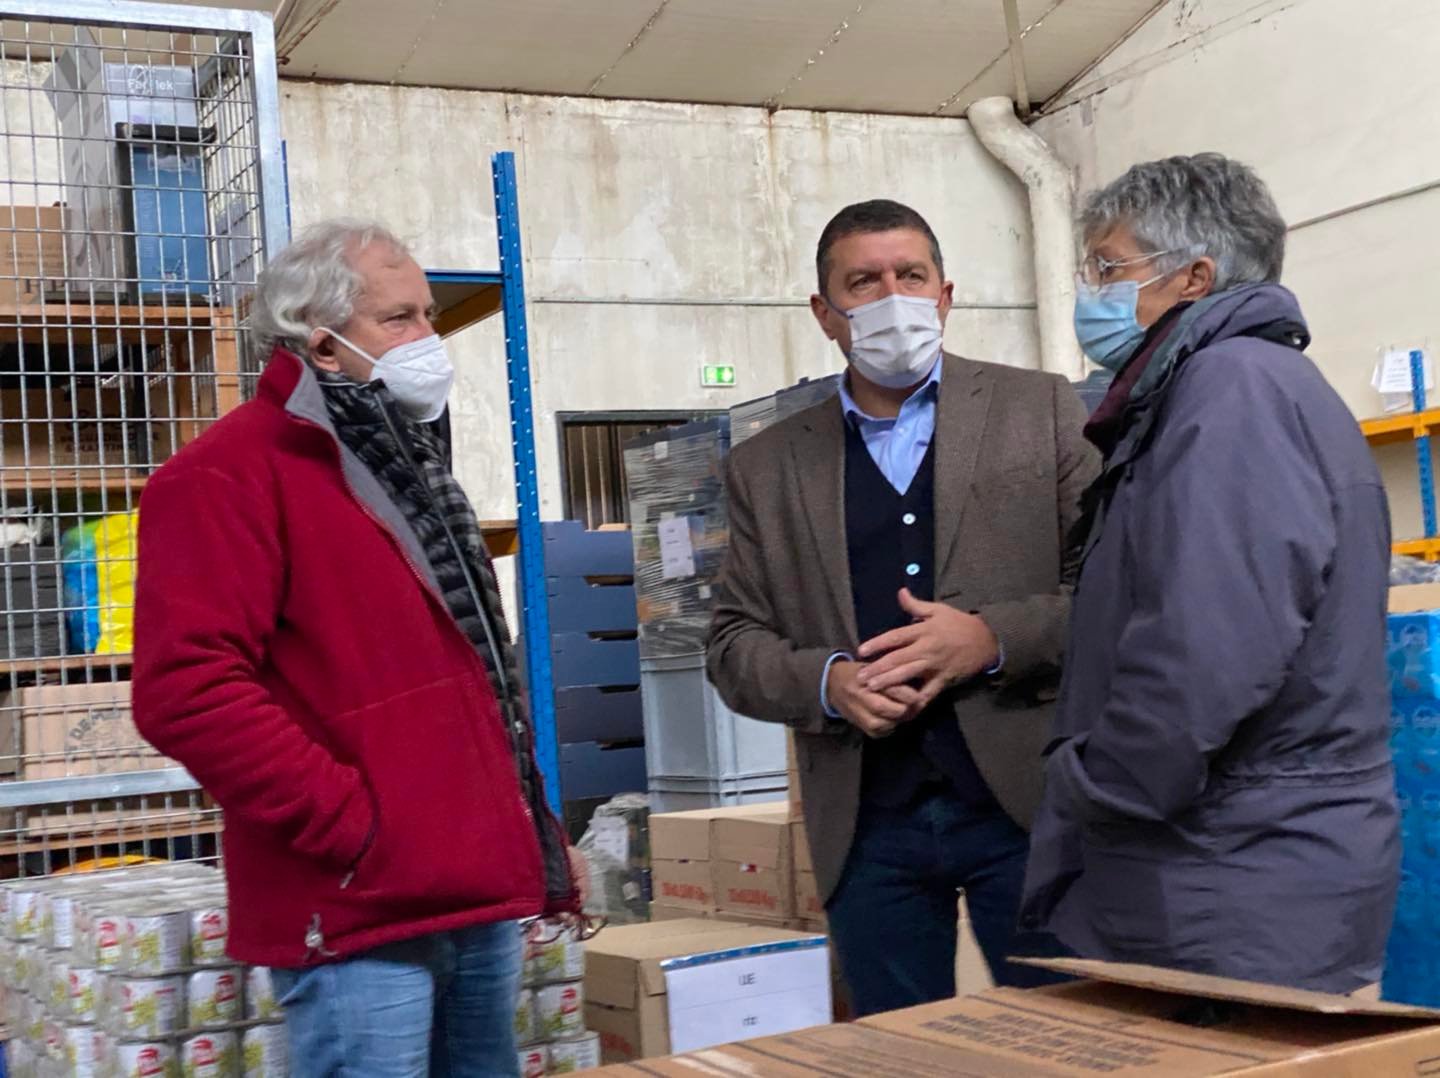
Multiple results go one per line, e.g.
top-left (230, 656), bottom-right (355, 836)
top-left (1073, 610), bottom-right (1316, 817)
top-left (1385, 588), bottom-right (1440, 1004)
top-left (541, 521), bottom-right (648, 836)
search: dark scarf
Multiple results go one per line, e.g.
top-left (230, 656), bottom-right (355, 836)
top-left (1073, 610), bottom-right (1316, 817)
top-left (1082, 302), bottom-right (1191, 455)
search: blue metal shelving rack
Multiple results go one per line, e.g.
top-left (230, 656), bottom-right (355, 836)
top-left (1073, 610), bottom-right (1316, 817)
top-left (492, 150), bottom-right (562, 814)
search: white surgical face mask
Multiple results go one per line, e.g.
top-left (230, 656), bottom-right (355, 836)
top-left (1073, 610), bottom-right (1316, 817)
top-left (320, 328), bottom-right (455, 423)
top-left (837, 293), bottom-right (943, 389)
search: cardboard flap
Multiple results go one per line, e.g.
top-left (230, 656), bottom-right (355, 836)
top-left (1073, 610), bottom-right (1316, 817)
top-left (1390, 584), bottom-right (1440, 613)
top-left (1017, 959), bottom-right (1440, 1019)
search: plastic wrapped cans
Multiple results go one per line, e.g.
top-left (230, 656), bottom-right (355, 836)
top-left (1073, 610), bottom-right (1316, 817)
top-left (517, 1043), bottom-right (547, 1078)
top-left (125, 910), bottom-right (192, 974)
top-left (240, 1023), bottom-right (288, 1078)
top-left (534, 982), bottom-right (585, 1040)
top-left (548, 1032), bottom-right (601, 1074)
top-left (244, 967), bottom-right (279, 1022)
top-left (182, 1029), bottom-right (240, 1078)
top-left (115, 976), bottom-right (185, 1038)
top-left (187, 968), bottom-right (242, 1028)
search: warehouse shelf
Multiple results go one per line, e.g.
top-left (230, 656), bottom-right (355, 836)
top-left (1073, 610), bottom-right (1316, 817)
top-left (480, 518), bottom-right (520, 557)
top-left (0, 469), bottom-right (148, 493)
top-left (1361, 408), bottom-right (1440, 447)
top-left (1362, 352), bottom-right (1440, 561)
top-left (0, 818), bottom-right (222, 862)
top-left (1396, 538), bottom-right (1440, 562)
top-left (1, 655), bottom-right (132, 678)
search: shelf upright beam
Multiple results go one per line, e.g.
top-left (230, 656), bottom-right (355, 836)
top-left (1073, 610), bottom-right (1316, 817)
top-left (1414, 349), bottom-right (1438, 542)
top-left (492, 151), bottom-right (561, 815)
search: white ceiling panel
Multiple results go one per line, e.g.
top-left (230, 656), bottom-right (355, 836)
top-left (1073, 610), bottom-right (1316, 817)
top-left (937, 0), bottom-right (1159, 115)
top-left (387, 1), bottom-right (665, 96)
top-left (591, 0), bottom-right (864, 107)
top-left (258, 0), bottom-right (1164, 118)
top-left (774, 0), bottom-right (1052, 114)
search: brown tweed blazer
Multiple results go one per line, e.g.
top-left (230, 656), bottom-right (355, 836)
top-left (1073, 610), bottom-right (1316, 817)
top-left (706, 353), bottom-right (1099, 901)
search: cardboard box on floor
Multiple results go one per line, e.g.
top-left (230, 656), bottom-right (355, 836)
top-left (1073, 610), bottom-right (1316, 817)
top-left (584, 958), bottom-right (1440, 1075)
top-left (785, 729), bottom-right (802, 820)
top-left (0, 682), bottom-right (188, 835)
top-left (585, 917), bottom-right (830, 1063)
top-left (713, 806), bottom-right (793, 923)
top-left (650, 803), bottom-right (792, 920)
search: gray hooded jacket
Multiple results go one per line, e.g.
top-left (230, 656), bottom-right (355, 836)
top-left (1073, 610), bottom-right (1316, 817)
top-left (1021, 284), bottom-right (1399, 992)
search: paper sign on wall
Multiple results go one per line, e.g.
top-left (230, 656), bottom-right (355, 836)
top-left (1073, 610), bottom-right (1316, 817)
top-left (658, 516), bottom-right (696, 579)
top-left (1375, 348), bottom-right (1433, 396)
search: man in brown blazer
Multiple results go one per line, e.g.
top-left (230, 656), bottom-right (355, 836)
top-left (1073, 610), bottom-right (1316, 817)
top-left (707, 200), bottom-right (1097, 1016)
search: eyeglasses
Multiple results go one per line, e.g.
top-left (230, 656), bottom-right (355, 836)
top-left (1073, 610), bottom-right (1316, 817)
top-left (1079, 248), bottom-right (1183, 287)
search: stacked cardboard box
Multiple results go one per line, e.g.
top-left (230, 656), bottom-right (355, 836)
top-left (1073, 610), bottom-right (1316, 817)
top-left (584, 918), bottom-right (830, 1064)
top-left (649, 803), bottom-right (992, 1013)
top-left (650, 804), bottom-right (799, 928)
top-left (0, 682), bottom-right (192, 835)
top-left (0, 206), bottom-right (66, 306)
top-left (582, 958), bottom-right (1440, 1077)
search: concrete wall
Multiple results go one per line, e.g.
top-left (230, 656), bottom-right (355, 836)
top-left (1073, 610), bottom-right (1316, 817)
top-left (1032, 0), bottom-right (1440, 537)
top-left (278, 84), bottom-right (1040, 527)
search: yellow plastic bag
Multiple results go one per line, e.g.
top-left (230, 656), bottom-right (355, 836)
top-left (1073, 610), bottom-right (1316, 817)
top-left (92, 510), bottom-right (138, 655)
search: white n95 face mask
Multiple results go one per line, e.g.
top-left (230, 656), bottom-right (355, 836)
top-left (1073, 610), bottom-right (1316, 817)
top-left (320, 329), bottom-right (455, 423)
top-left (841, 293), bottom-right (943, 389)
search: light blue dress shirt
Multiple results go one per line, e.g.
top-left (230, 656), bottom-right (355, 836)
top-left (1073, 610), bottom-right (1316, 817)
top-left (837, 358), bottom-right (943, 495)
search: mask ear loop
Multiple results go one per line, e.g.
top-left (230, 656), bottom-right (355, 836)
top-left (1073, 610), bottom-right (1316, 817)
top-left (315, 327), bottom-right (379, 369)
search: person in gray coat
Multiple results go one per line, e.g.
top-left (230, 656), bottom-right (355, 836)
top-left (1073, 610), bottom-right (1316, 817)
top-left (1020, 153), bottom-right (1400, 993)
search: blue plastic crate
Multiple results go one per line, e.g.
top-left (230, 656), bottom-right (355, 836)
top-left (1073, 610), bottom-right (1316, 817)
top-left (550, 632), bottom-right (640, 690)
top-left (560, 741), bottom-right (647, 801)
top-left (542, 522), bottom-right (635, 579)
top-left (555, 684), bottom-right (644, 745)
top-left (546, 575), bottom-right (638, 635)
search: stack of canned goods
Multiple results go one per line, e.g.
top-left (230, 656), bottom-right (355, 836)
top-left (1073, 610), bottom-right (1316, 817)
top-left (0, 863), bottom-right (288, 1078)
top-left (514, 920), bottom-right (600, 1076)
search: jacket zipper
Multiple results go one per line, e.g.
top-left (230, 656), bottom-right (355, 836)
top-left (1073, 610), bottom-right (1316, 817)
top-left (368, 401), bottom-right (551, 842)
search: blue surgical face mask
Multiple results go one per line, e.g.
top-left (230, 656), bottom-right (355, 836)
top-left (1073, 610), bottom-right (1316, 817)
top-left (1073, 273), bottom-right (1167, 372)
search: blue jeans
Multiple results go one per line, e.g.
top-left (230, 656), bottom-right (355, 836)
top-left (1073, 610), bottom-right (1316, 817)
top-left (825, 785), bottom-right (1068, 1016)
top-left (270, 921), bottom-right (524, 1078)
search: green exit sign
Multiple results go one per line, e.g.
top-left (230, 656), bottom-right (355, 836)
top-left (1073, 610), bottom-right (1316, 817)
top-left (701, 364), bottom-right (737, 388)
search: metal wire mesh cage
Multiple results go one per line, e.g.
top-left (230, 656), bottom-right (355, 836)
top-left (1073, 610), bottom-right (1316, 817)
top-left (0, 1), bottom-right (285, 878)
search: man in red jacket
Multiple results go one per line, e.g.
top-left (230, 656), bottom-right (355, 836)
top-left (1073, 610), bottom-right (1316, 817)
top-left (133, 219), bottom-right (583, 1077)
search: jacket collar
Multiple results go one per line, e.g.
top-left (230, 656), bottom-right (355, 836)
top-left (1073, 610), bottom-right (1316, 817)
top-left (258, 346), bottom-right (442, 597)
top-left (259, 347), bottom-right (340, 434)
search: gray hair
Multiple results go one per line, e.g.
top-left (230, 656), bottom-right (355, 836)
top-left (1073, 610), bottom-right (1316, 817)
top-left (249, 218), bottom-right (411, 359)
top-left (1080, 153), bottom-right (1287, 291)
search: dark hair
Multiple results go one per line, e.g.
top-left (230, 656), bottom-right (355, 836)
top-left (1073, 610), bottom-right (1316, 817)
top-left (815, 199), bottom-right (945, 296)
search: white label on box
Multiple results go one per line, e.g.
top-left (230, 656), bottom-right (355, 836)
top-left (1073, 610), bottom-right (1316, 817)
top-left (654, 441), bottom-right (669, 461)
top-left (590, 815), bottom-right (629, 865)
top-left (663, 945), bottom-right (831, 1054)
top-left (658, 516), bottom-right (696, 580)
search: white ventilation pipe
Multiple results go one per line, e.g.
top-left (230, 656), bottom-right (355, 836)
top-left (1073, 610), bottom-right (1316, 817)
top-left (968, 96), bottom-right (1085, 380)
